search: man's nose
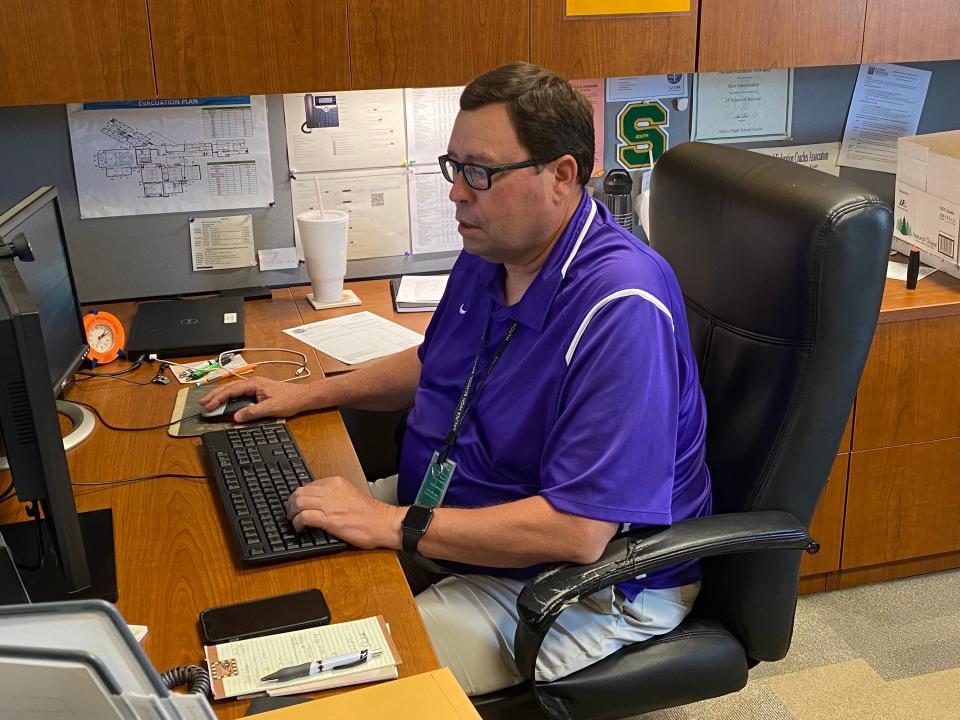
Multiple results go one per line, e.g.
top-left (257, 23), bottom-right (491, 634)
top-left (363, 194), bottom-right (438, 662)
top-left (448, 172), bottom-right (474, 204)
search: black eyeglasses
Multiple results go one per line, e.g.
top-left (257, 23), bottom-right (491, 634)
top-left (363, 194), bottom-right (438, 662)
top-left (437, 154), bottom-right (554, 191)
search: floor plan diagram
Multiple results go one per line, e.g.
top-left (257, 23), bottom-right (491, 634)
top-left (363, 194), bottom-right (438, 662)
top-left (67, 96), bottom-right (274, 218)
top-left (94, 118), bottom-right (251, 198)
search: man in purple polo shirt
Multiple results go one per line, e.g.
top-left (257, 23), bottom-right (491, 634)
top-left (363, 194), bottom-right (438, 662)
top-left (201, 62), bottom-right (711, 696)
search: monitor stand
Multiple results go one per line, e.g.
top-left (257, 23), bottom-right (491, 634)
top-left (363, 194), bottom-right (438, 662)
top-left (0, 508), bottom-right (117, 603)
top-left (0, 400), bottom-right (95, 470)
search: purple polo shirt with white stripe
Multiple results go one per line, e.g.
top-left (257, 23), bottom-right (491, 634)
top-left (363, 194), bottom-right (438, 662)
top-left (398, 190), bottom-right (712, 599)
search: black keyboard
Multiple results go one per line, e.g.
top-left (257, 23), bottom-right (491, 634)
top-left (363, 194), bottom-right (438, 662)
top-left (201, 423), bottom-right (347, 564)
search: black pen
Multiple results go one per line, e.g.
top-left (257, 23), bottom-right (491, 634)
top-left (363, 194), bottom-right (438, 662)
top-left (260, 648), bottom-right (381, 683)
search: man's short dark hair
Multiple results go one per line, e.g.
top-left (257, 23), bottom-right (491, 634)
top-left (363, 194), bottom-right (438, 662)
top-left (460, 62), bottom-right (595, 186)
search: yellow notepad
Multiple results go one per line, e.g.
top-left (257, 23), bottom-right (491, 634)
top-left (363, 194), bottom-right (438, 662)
top-left (204, 616), bottom-right (400, 700)
top-left (252, 668), bottom-right (480, 720)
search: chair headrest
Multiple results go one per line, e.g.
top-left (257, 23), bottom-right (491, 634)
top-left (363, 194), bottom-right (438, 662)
top-left (650, 142), bottom-right (889, 342)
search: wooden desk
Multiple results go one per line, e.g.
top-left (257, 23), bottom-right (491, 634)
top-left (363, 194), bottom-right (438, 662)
top-left (0, 288), bottom-right (438, 719)
top-left (292, 280), bottom-right (433, 375)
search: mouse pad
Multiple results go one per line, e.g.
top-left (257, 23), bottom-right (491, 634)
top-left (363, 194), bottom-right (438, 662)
top-left (169, 385), bottom-right (284, 437)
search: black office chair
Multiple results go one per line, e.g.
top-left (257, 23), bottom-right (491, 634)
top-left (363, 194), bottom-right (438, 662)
top-left (473, 142), bottom-right (892, 719)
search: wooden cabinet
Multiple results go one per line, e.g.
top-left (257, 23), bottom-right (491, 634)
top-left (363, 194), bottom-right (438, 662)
top-left (798, 273), bottom-right (960, 594)
top-left (844, 439), bottom-right (960, 569)
top-left (0, 0), bottom-right (155, 106)
top-left (10, 0), bottom-right (960, 106)
top-left (829, 273), bottom-right (960, 589)
top-left (863, 0), bottom-right (960, 64)
top-left (530, 0), bottom-right (697, 78)
top-left (853, 314), bottom-right (960, 450)
top-left (148, 0), bottom-right (350, 97)
top-left (347, 1), bottom-right (528, 90)
top-left (698, 0), bottom-right (867, 72)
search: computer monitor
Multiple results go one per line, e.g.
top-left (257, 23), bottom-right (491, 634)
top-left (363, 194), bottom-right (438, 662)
top-left (0, 187), bottom-right (94, 461)
top-left (0, 187), bottom-right (116, 602)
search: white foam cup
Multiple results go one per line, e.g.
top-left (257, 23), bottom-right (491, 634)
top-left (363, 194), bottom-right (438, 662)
top-left (297, 210), bottom-right (349, 303)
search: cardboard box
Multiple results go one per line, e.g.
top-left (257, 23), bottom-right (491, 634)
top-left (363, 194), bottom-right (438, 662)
top-left (893, 130), bottom-right (960, 278)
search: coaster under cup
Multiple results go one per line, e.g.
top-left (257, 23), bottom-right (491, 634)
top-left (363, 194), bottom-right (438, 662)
top-left (306, 289), bottom-right (362, 310)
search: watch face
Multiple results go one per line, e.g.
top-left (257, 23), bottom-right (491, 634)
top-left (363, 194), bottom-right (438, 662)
top-left (403, 504), bottom-right (433, 533)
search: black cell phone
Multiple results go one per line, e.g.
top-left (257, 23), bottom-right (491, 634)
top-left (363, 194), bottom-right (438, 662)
top-left (199, 588), bottom-right (330, 645)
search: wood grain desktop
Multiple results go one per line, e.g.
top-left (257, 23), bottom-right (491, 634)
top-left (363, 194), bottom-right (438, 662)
top-left (0, 286), bottom-right (438, 720)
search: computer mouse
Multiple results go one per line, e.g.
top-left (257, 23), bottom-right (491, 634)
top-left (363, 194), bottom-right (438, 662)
top-left (201, 396), bottom-right (258, 423)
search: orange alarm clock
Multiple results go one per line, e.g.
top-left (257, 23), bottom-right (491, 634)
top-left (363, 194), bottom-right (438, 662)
top-left (83, 310), bottom-right (126, 365)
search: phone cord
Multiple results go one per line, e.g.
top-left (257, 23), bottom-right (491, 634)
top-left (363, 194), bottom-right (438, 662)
top-left (160, 664), bottom-right (211, 696)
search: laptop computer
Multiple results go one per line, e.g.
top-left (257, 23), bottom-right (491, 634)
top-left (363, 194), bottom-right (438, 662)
top-left (126, 297), bottom-right (245, 358)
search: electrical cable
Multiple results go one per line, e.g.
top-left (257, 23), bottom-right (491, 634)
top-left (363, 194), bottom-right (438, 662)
top-left (76, 373), bottom-right (155, 386)
top-left (72, 401), bottom-right (204, 431)
top-left (215, 347), bottom-right (310, 383)
top-left (72, 474), bottom-right (210, 499)
top-left (0, 477), bottom-right (16, 504)
top-left (157, 348), bottom-right (311, 386)
top-left (76, 363), bottom-right (142, 380)
top-left (72, 472), bottom-right (209, 488)
top-left (160, 664), bottom-right (211, 696)
top-left (75, 356), bottom-right (146, 382)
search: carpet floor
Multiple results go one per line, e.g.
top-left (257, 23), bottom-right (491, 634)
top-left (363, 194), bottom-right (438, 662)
top-left (639, 568), bottom-right (960, 719)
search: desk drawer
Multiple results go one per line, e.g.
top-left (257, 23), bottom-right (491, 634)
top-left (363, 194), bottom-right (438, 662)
top-left (854, 315), bottom-right (960, 450)
top-left (842, 437), bottom-right (960, 569)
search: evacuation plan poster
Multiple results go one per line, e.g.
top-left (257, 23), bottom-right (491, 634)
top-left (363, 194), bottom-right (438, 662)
top-left (67, 96), bottom-right (274, 218)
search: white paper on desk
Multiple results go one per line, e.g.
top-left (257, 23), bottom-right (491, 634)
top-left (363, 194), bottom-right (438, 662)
top-left (397, 274), bottom-right (449, 304)
top-left (886, 259), bottom-right (937, 282)
top-left (404, 86), bottom-right (463, 167)
top-left (189, 214), bottom-right (255, 271)
top-left (283, 89), bottom-right (406, 172)
top-left (571, 79), bottom-right (606, 178)
top-left (408, 167), bottom-right (462, 255)
top-left (606, 74), bottom-right (687, 102)
top-left (258, 246), bottom-right (299, 271)
top-left (207, 616), bottom-right (398, 699)
top-left (126, 624), bottom-right (149, 643)
top-left (68, 96), bottom-right (274, 218)
top-left (838, 64), bottom-right (931, 174)
top-left (284, 311), bottom-right (424, 365)
top-left (692, 69), bottom-right (793, 144)
top-left (750, 143), bottom-right (842, 176)
top-left (291, 169), bottom-right (411, 260)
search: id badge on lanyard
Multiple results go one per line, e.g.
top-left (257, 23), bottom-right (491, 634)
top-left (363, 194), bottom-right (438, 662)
top-left (415, 451), bottom-right (456, 508)
top-left (412, 311), bottom-right (518, 509)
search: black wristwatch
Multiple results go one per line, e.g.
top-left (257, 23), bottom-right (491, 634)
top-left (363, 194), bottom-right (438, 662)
top-left (401, 504), bottom-right (434, 554)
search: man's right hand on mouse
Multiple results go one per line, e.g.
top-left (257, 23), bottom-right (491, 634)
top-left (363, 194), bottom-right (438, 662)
top-left (199, 377), bottom-right (310, 423)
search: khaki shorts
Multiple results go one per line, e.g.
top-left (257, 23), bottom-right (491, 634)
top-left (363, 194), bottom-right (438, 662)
top-left (371, 476), bottom-right (700, 696)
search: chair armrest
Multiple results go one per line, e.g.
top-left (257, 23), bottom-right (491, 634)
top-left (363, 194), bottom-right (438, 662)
top-left (514, 510), bottom-right (810, 680)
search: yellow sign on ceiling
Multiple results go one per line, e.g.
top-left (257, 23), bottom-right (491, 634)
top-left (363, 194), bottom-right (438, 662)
top-left (566, 0), bottom-right (690, 16)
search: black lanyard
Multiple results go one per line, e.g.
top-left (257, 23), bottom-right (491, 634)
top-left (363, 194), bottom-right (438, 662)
top-left (436, 310), bottom-right (519, 465)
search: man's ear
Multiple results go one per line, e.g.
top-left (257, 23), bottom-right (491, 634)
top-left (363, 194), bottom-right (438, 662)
top-left (550, 154), bottom-right (580, 198)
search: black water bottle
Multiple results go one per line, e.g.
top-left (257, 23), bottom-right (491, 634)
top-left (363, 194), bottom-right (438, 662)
top-left (599, 169), bottom-right (634, 231)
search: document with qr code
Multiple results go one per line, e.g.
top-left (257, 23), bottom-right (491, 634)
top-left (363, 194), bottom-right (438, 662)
top-left (205, 615), bottom-right (400, 699)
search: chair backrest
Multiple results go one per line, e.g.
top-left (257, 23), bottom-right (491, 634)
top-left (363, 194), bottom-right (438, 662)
top-left (650, 142), bottom-right (891, 660)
